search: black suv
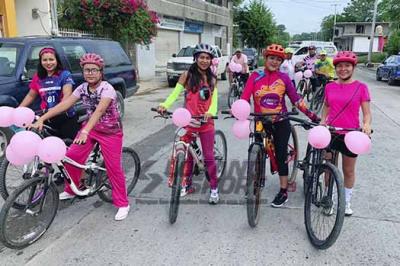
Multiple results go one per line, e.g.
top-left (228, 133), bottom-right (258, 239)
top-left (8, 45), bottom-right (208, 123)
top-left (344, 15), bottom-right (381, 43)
top-left (0, 36), bottom-right (139, 160)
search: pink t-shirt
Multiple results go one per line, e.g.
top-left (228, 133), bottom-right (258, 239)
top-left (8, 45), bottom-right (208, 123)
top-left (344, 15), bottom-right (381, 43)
top-left (72, 81), bottom-right (122, 134)
top-left (231, 54), bottom-right (248, 73)
top-left (325, 81), bottom-right (371, 133)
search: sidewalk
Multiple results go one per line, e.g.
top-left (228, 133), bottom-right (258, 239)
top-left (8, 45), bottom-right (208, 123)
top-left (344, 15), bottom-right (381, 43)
top-left (135, 76), bottom-right (169, 96)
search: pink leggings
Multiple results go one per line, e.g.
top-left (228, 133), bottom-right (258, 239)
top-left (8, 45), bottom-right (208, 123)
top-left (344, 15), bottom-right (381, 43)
top-left (63, 130), bottom-right (129, 208)
top-left (183, 129), bottom-right (217, 190)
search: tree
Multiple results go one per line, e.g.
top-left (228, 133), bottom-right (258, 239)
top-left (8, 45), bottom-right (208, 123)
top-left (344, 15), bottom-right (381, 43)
top-left (273, 24), bottom-right (290, 46)
top-left (235, 0), bottom-right (276, 54)
top-left (341, 0), bottom-right (382, 22)
top-left (380, 0), bottom-right (400, 28)
top-left (386, 29), bottom-right (400, 55)
top-left (58, 0), bottom-right (159, 45)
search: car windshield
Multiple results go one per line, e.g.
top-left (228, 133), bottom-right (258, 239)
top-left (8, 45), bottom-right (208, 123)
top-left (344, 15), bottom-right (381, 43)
top-left (0, 43), bottom-right (22, 77)
top-left (242, 49), bottom-right (255, 56)
top-left (177, 47), bottom-right (195, 57)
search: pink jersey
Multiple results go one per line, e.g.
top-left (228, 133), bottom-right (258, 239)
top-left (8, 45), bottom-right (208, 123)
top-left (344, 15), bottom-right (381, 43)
top-left (185, 84), bottom-right (214, 133)
top-left (325, 81), bottom-right (371, 133)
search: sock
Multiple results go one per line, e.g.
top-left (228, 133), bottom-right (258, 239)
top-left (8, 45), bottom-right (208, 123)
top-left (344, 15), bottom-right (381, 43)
top-left (280, 188), bottom-right (287, 194)
top-left (345, 187), bottom-right (353, 202)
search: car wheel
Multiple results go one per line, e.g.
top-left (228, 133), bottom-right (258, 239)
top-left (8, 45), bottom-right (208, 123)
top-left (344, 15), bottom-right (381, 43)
top-left (221, 66), bottom-right (227, 80)
top-left (388, 72), bottom-right (397, 86)
top-left (116, 91), bottom-right (125, 119)
top-left (168, 79), bottom-right (176, 87)
top-left (0, 127), bottom-right (14, 164)
top-left (376, 70), bottom-right (382, 81)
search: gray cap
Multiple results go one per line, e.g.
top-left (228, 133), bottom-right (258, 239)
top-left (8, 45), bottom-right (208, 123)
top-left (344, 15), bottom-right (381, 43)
top-left (234, 48), bottom-right (242, 54)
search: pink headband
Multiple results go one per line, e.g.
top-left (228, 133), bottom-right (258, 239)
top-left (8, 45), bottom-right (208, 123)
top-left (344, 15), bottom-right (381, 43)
top-left (39, 48), bottom-right (56, 56)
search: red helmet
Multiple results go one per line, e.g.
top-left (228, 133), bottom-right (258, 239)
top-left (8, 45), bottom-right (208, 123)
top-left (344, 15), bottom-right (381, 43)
top-left (263, 44), bottom-right (285, 60)
top-left (333, 51), bottom-right (357, 66)
top-left (79, 53), bottom-right (105, 68)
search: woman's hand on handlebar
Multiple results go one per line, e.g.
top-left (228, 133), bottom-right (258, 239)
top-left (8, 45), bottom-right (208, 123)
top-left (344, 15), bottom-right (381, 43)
top-left (158, 105), bottom-right (167, 115)
top-left (361, 123), bottom-right (372, 136)
top-left (74, 132), bottom-right (87, 145)
top-left (204, 112), bottom-right (213, 122)
top-left (27, 118), bottom-right (44, 131)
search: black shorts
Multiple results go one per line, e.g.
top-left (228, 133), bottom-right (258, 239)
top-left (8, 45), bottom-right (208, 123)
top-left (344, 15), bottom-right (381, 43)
top-left (45, 114), bottom-right (80, 140)
top-left (329, 133), bottom-right (358, 158)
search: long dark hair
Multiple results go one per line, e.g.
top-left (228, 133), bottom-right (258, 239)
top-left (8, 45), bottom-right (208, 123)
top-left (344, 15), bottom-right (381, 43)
top-left (185, 62), bottom-right (215, 93)
top-left (37, 48), bottom-right (64, 79)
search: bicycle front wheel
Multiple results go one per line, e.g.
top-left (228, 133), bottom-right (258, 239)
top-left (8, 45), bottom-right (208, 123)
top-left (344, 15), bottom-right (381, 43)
top-left (98, 147), bottom-right (141, 203)
top-left (0, 176), bottom-right (59, 249)
top-left (169, 151), bottom-right (185, 224)
top-left (310, 87), bottom-right (325, 114)
top-left (246, 144), bottom-right (264, 228)
top-left (304, 162), bottom-right (345, 250)
top-left (206, 130), bottom-right (227, 183)
top-left (307, 82), bottom-right (314, 102)
top-left (297, 80), bottom-right (306, 94)
top-left (228, 84), bottom-right (239, 108)
top-left (287, 125), bottom-right (299, 184)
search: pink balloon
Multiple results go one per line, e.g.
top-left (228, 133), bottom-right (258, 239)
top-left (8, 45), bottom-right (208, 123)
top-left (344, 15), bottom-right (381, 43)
top-left (231, 99), bottom-right (251, 121)
top-left (10, 131), bottom-right (42, 158)
top-left (12, 107), bottom-right (35, 127)
top-left (37, 137), bottom-right (67, 163)
top-left (210, 65), bottom-right (217, 75)
top-left (0, 106), bottom-right (14, 127)
top-left (304, 70), bottom-right (313, 78)
top-left (232, 120), bottom-right (251, 139)
top-left (308, 126), bottom-right (331, 149)
top-left (234, 63), bottom-right (243, 73)
top-left (172, 108), bottom-right (192, 127)
top-left (344, 131), bottom-right (371, 155)
top-left (229, 62), bottom-right (236, 72)
top-left (294, 72), bottom-right (303, 82)
top-left (212, 58), bottom-right (219, 66)
top-left (6, 145), bottom-right (34, 166)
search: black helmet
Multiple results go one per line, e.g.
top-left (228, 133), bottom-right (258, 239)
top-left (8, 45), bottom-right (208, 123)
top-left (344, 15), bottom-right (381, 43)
top-left (193, 43), bottom-right (217, 59)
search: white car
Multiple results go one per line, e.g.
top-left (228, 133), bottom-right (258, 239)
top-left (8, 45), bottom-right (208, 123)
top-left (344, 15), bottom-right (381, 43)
top-left (289, 41), bottom-right (338, 62)
top-left (166, 45), bottom-right (229, 87)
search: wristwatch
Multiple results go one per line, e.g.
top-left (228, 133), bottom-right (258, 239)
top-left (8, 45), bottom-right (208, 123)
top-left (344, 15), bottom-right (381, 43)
top-left (82, 129), bottom-right (89, 135)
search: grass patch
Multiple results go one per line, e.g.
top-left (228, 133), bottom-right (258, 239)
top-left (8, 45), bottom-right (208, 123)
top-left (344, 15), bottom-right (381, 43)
top-left (358, 52), bottom-right (388, 64)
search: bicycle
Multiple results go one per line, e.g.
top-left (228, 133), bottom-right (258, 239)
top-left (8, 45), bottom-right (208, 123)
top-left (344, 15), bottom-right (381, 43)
top-left (0, 128), bottom-right (141, 249)
top-left (310, 75), bottom-right (331, 115)
top-left (151, 108), bottom-right (227, 224)
top-left (289, 117), bottom-right (367, 249)
top-left (228, 73), bottom-right (246, 108)
top-left (222, 110), bottom-right (299, 227)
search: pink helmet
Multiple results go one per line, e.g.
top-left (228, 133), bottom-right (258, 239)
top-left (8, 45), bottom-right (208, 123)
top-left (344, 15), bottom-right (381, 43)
top-left (79, 53), bottom-right (105, 68)
top-left (333, 51), bottom-right (357, 66)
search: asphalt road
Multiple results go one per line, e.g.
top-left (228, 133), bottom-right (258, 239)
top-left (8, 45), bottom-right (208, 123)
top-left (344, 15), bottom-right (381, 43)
top-left (1, 68), bottom-right (399, 265)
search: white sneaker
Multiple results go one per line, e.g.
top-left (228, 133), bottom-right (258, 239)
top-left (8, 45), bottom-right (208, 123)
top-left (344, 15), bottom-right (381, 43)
top-left (59, 191), bottom-right (75, 200)
top-left (345, 202), bottom-right (353, 216)
top-left (209, 189), bottom-right (219, 204)
top-left (115, 206), bottom-right (130, 221)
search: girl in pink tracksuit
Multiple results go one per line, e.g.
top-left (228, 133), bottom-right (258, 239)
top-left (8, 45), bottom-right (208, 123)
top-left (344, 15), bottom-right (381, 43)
top-left (33, 53), bottom-right (130, 221)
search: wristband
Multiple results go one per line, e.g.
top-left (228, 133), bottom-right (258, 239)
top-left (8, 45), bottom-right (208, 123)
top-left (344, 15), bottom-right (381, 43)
top-left (82, 129), bottom-right (89, 135)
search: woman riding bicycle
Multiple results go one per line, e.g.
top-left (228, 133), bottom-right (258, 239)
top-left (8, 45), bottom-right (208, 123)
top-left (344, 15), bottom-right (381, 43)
top-left (241, 44), bottom-right (319, 208)
top-left (20, 47), bottom-right (80, 140)
top-left (31, 53), bottom-right (130, 221)
top-left (158, 43), bottom-right (219, 204)
top-left (321, 51), bottom-right (372, 216)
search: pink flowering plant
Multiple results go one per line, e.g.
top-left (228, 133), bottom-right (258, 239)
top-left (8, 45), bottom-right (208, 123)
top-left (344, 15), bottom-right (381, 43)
top-left (60, 0), bottom-right (159, 45)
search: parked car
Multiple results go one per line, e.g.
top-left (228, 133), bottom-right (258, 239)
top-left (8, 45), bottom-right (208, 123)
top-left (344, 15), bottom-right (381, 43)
top-left (242, 48), bottom-right (259, 70)
top-left (0, 36), bottom-right (139, 161)
top-left (166, 45), bottom-right (229, 87)
top-left (289, 41), bottom-right (338, 62)
top-left (376, 55), bottom-right (400, 86)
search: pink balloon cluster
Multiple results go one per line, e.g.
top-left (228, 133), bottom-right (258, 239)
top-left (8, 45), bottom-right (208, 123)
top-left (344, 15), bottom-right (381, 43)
top-left (0, 106), bottom-right (35, 127)
top-left (229, 62), bottom-right (243, 73)
top-left (212, 58), bottom-right (219, 66)
top-left (304, 70), bottom-right (313, 78)
top-left (231, 100), bottom-right (251, 139)
top-left (294, 72), bottom-right (303, 82)
top-left (232, 120), bottom-right (250, 139)
top-left (172, 108), bottom-right (192, 127)
top-left (6, 132), bottom-right (67, 166)
top-left (210, 65), bottom-right (217, 75)
top-left (344, 131), bottom-right (371, 155)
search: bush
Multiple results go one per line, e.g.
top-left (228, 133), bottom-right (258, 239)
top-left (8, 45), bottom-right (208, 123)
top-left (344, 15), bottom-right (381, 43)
top-left (357, 52), bottom-right (388, 64)
top-left (386, 29), bottom-right (400, 56)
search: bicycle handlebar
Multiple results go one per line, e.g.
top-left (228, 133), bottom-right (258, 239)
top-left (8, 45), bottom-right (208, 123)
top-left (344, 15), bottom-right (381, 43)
top-left (289, 117), bottom-right (374, 133)
top-left (249, 111), bottom-right (299, 117)
top-left (150, 108), bottom-right (218, 119)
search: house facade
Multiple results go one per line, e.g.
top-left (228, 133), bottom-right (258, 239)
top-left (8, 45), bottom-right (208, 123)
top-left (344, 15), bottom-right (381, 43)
top-left (137, 0), bottom-right (234, 79)
top-left (334, 22), bottom-right (390, 53)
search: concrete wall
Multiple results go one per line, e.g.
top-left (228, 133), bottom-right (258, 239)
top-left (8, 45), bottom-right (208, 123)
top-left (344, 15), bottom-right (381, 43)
top-left (340, 24), bottom-right (390, 36)
top-left (353, 36), bottom-right (379, 53)
top-left (15, 0), bottom-right (52, 36)
top-left (136, 43), bottom-right (156, 80)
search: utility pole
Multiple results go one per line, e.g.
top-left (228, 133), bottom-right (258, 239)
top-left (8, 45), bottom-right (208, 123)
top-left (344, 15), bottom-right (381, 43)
top-left (331, 3), bottom-right (341, 43)
top-left (367, 0), bottom-right (379, 65)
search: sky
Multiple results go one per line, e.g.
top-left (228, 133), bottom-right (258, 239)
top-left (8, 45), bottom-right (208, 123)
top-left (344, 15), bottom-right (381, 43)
top-left (261, 0), bottom-right (351, 35)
